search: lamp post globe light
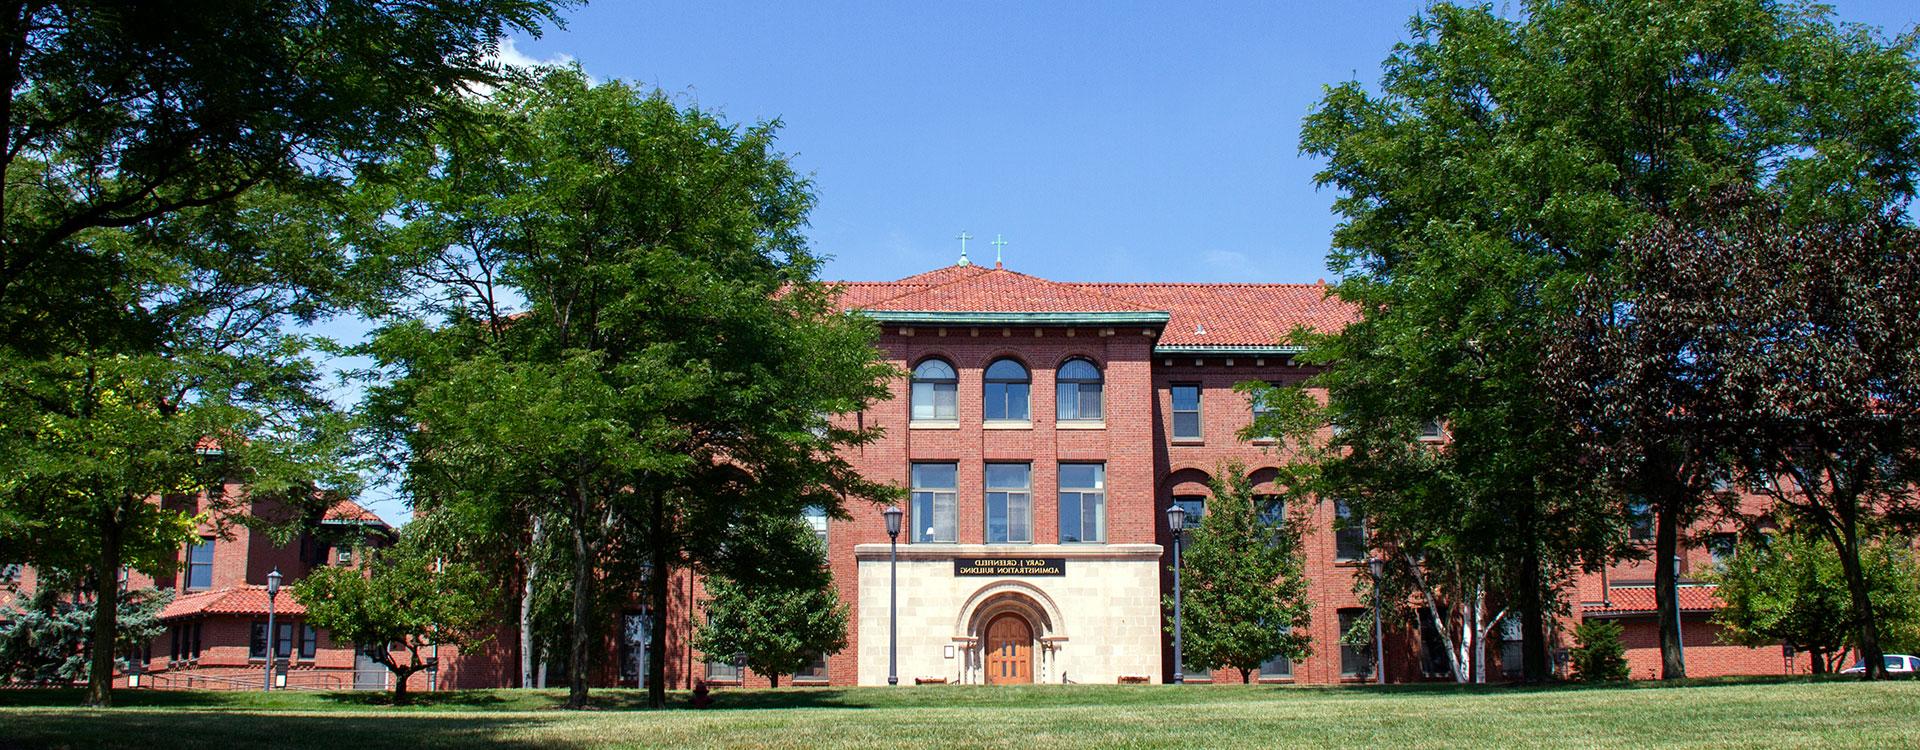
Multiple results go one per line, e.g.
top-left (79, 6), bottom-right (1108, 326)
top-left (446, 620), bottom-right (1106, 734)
top-left (883, 505), bottom-right (903, 687)
top-left (1367, 557), bottom-right (1385, 686)
top-left (264, 568), bottom-right (282, 692)
top-left (1165, 503), bottom-right (1187, 685)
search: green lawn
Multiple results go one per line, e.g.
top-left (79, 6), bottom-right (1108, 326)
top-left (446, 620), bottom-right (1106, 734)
top-left (0, 678), bottom-right (1911, 749)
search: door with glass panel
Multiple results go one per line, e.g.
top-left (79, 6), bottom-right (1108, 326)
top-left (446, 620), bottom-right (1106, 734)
top-left (984, 613), bottom-right (1033, 684)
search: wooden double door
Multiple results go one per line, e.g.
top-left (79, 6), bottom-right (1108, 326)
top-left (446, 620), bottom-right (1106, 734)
top-left (984, 613), bottom-right (1034, 684)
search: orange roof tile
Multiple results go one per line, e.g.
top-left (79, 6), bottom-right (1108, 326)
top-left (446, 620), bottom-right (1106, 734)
top-left (323, 498), bottom-right (387, 526)
top-left (1582, 585), bottom-right (1722, 616)
top-left (161, 586), bottom-right (306, 620)
top-left (1081, 282), bottom-right (1353, 347)
top-left (863, 268), bottom-right (1158, 314)
top-left (831, 264), bottom-right (1356, 348)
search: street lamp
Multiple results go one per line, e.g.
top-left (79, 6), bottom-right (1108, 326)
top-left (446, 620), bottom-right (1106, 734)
top-left (264, 568), bottom-right (282, 692)
top-left (883, 505), bottom-right (903, 687)
top-left (1166, 503), bottom-right (1188, 685)
top-left (1367, 557), bottom-right (1384, 686)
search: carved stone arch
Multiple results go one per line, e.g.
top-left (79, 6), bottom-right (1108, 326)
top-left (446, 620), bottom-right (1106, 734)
top-left (955, 580), bottom-right (1063, 639)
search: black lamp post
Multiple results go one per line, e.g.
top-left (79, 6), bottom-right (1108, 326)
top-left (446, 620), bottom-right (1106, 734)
top-left (263, 568), bottom-right (282, 692)
top-left (1367, 557), bottom-right (1385, 685)
top-left (883, 505), bottom-right (903, 687)
top-left (1166, 503), bottom-right (1187, 685)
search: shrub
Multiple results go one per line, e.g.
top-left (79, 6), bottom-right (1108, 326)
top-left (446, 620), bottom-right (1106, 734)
top-left (1569, 620), bottom-right (1630, 682)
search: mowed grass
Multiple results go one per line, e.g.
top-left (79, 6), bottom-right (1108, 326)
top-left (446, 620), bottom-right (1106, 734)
top-left (0, 677), bottom-right (1912, 749)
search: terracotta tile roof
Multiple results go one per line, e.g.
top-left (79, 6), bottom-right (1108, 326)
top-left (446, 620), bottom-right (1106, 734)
top-left (161, 585), bottom-right (306, 620)
top-left (831, 264), bottom-right (1356, 347)
top-left (1583, 585), bottom-right (1722, 616)
top-left (323, 498), bottom-right (387, 526)
top-left (1081, 282), bottom-right (1353, 346)
top-left (863, 268), bottom-right (1158, 313)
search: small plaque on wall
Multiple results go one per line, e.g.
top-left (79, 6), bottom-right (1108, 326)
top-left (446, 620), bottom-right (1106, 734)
top-left (954, 557), bottom-right (1066, 576)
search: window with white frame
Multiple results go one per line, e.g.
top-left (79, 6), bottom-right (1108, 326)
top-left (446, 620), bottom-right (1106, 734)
top-left (984, 359), bottom-right (1031, 422)
top-left (985, 463), bottom-right (1032, 544)
top-left (803, 505), bottom-right (829, 551)
top-left (911, 359), bottom-right (958, 422)
top-left (1170, 384), bottom-right (1201, 440)
top-left (1058, 463), bottom-right (1106, 543)
top-left (1055, 359), bottom-right (1104, 422)
top-left (911, 463), bottom-right (957, 543)
top-left (184, 539), bottom-right (214, 590)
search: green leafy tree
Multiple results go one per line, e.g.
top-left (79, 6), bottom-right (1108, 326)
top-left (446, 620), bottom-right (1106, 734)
top-left (293, 530), bottom-right (495, 704)
top-left (360, 67), bottom-right (897, 709)
top-left (1709, 522), bottom-right (1920, 673)
top-left (1568, 620), bottom-right (1630, 682)
top-left (1164, 462), bottom-right (1312, 684)
top-left (1552, 189), bottom-right (1920, 679)
top-left (1298, 0), bottom-right (1920, 680)
top-left (0, 585), bottom-right (168, 685)
top-left (692, 521), bottom-right (849, 688)
top-left (0, 0), bottom-right (568, 708)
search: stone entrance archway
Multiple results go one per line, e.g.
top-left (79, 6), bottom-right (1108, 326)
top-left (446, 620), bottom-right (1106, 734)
top-left (954, 581), bottom-right (1067, 684)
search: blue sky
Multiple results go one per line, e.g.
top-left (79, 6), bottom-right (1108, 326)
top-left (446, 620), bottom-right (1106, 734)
top-left (345, 1), bottom-right (1920, 523)
top-left (502, 0), bottom-right (1920, 285)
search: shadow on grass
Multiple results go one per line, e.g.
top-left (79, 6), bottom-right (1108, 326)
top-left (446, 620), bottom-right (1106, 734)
top-left (0, 710), bottom-right (569, 750)
top-left (0, 673), bottom-right (1879, 715)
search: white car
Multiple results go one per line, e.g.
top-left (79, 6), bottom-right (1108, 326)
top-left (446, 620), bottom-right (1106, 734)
top-left (1840, 654), bottom-right (1919, 675)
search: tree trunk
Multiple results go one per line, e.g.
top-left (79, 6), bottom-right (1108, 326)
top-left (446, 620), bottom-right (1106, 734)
top-left (565, 516), bottom-right (594, 709)
top-left (1518, 541), bottom-right (1552, 682)
top-left (1241, 668), bottom-right (1252, 684)
top-left (392, 668), bottom-right (414, 705)
top-left (770, 674), bottom-right (780, 688)
top-left (85, 508), bottom-right (123, 707)
top-left (646, 491), bottom-right (670, 710)
top-left (1653, 500), bottom-right (1686, 680)
top-left (1830, 519), bottom-right (1886, 680)
top-left (520, 516), bottom-right (542, 689)
top-left (1404, 553), bottom-right (1466, 683)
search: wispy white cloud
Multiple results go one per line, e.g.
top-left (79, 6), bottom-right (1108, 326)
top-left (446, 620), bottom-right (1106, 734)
top-left (492, 36), bottom-right (575, 70)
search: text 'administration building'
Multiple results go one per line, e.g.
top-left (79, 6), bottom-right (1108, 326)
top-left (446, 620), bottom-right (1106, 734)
top-left (819, 261), bottom-right (1359, 685)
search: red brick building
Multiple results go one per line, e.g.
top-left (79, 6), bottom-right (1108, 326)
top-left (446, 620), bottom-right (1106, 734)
top-left (1, 260), bottom-right (1810, 691)
top-left (0, 487), bottom-right (402, 691)
top-left (534, 260), bottom-right (1808, 691)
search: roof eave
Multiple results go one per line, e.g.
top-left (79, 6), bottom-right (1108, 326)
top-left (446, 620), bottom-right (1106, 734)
top-left (857, 310), bottom-right (1171, 326)
top-left (1153, 344), bottom-right (1309, 356)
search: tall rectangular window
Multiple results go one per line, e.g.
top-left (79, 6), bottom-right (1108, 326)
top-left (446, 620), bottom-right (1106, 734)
top-left (1340, 609), bottom-right (1371, 678)
top-left (1170, 385), bottom-right (1201, 440)
top-left (1334, 500), bottom-right (1366, 561)
top-left (300, 624), bottom-right (318, 659)
top-left (185, 539), bottom-right (214, 590)
top-left (276, 622), bottom-right (295, 659)
top-left (1500, 615), bottom-right (1524, 676)
top-left (250, 622), bottom-right (268, 660)
top-left (1260, 624), bottom-right (1293, 679)
top-left (1249, 384), bottom-right (1277, 439)
top-left (1628, 499), bottom-right (1654, 541)
top-left (1058, 463), bottom-right (1107, 543)
top-left (984, 463), bottom-right (1032, 544)
top-left (802, 505), bottom-right (829, 551)
top-left (911, 463), bottom-right (958, 543)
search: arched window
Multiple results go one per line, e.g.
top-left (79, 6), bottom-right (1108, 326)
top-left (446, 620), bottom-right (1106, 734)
top-left (1056, 358), bottom-right (1103, 422)
top-left (983, 358), bottom-right (1030, 422)
top-left (911, 358), bottom-right (957, 422)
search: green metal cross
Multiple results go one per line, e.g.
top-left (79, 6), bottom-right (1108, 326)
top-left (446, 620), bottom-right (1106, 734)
top-left (991, 234), bottom-right (1008, 265)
